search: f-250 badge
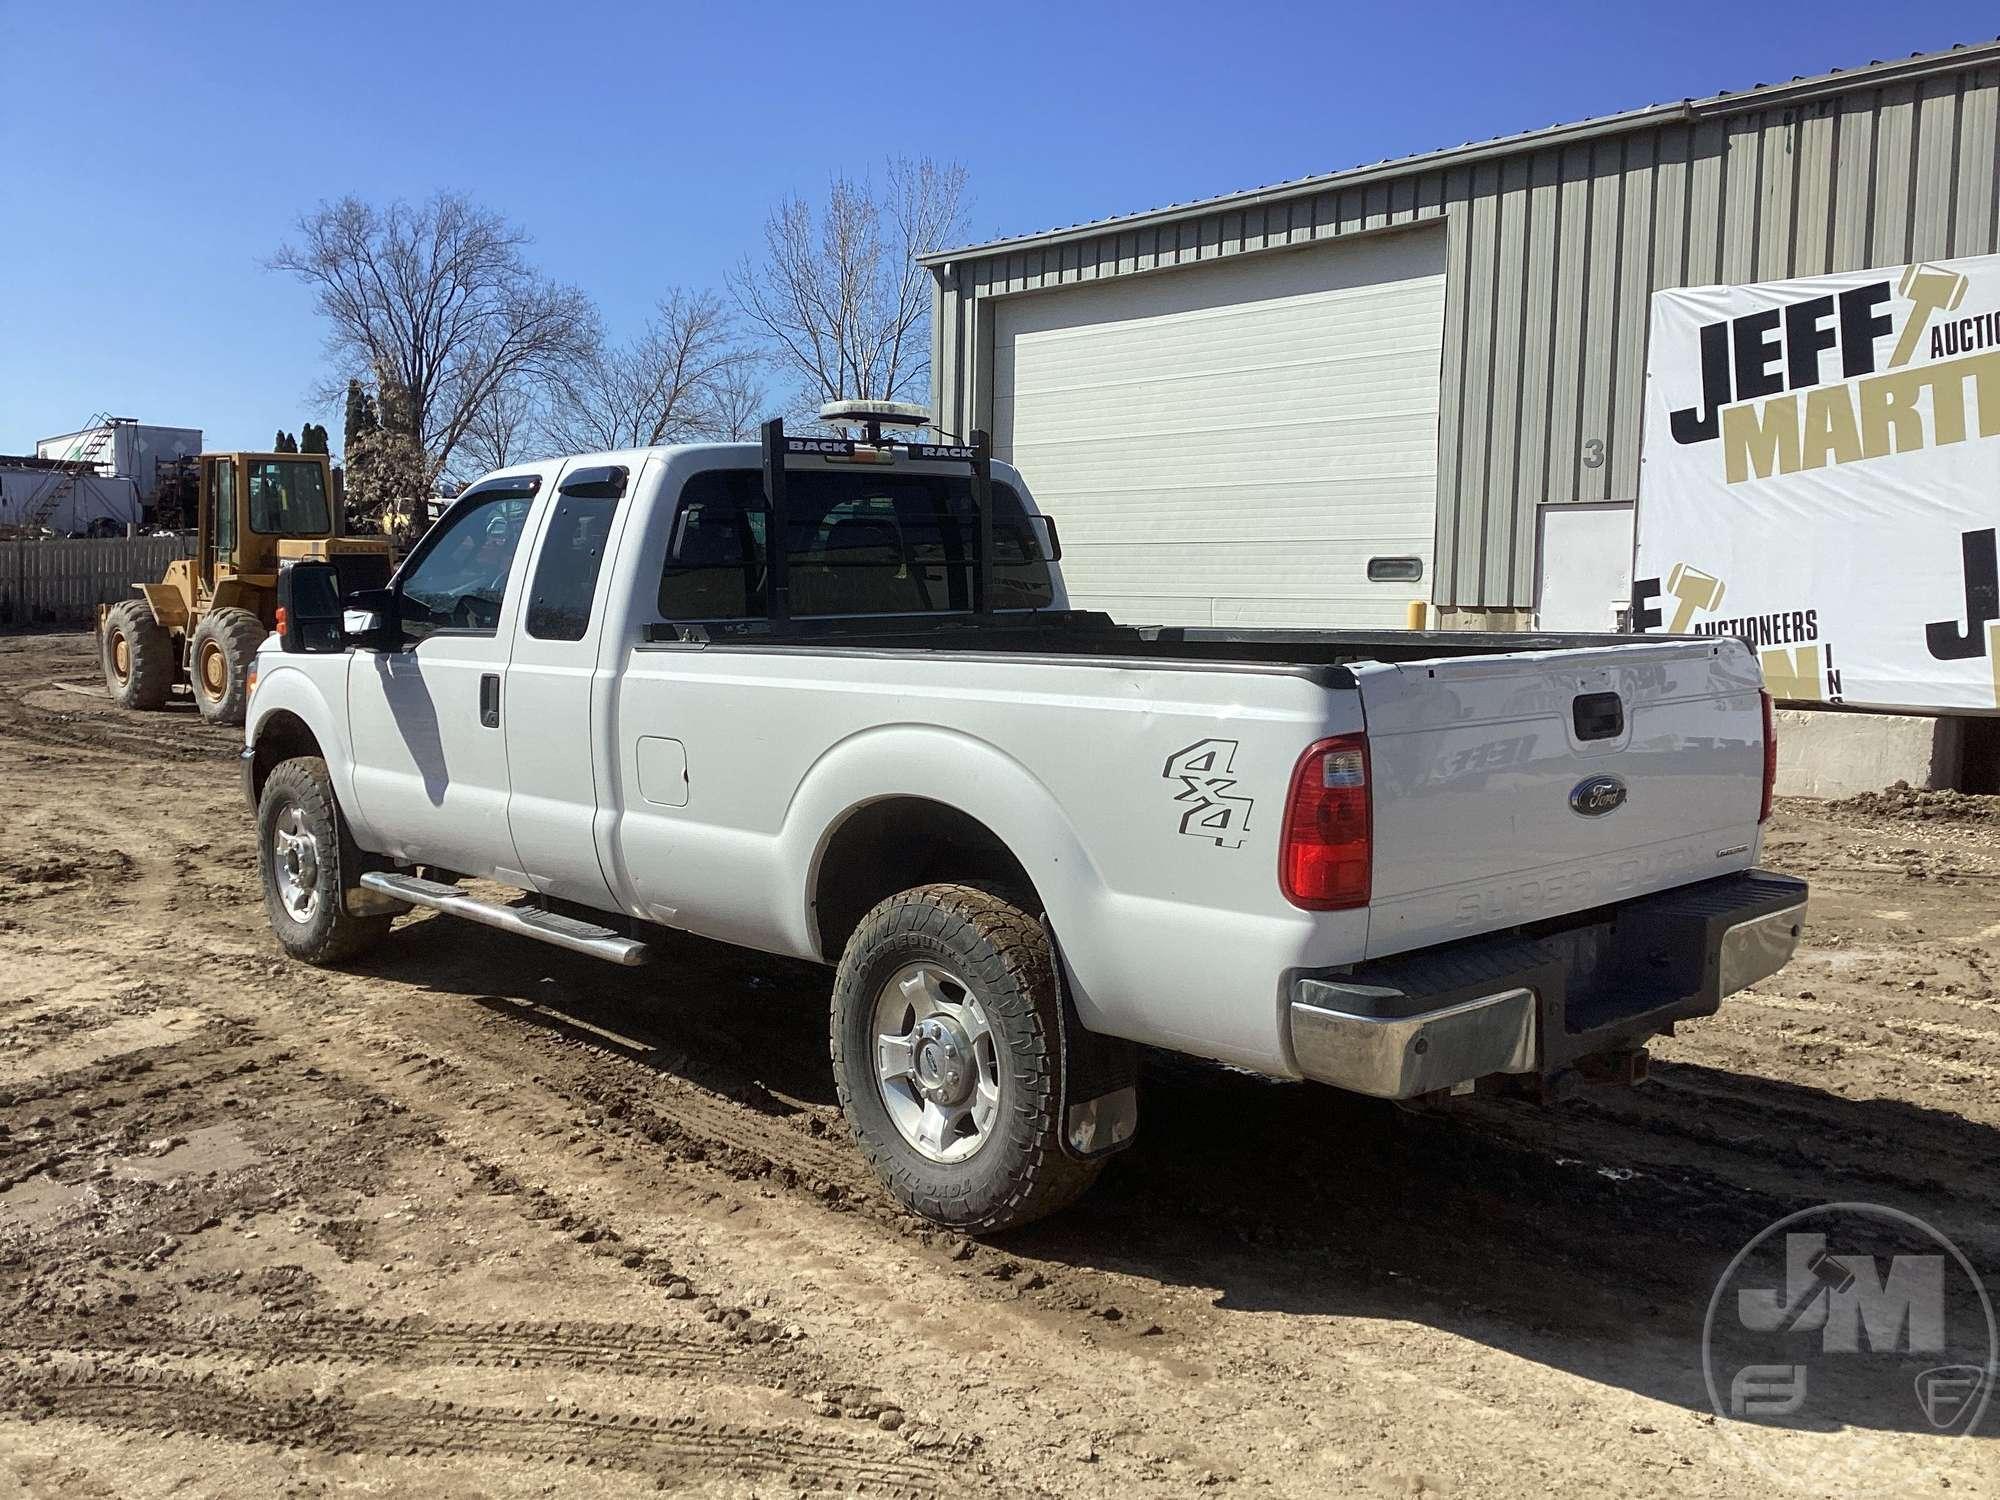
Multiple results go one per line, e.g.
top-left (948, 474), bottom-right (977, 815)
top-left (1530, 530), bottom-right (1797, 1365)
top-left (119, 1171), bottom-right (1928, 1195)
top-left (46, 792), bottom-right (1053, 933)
top-left (1163, 739), bottom-right (1253, 849)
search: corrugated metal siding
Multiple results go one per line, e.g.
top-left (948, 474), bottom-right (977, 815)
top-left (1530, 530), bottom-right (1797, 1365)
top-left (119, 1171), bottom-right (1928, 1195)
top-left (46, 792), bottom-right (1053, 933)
top-left (932, 63), bottom-right (2000, 610)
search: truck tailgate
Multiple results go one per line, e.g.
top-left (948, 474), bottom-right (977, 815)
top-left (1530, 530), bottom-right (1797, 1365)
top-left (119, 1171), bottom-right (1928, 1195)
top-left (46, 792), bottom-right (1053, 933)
top-left (1355, 637), bottom-right (1766, 958)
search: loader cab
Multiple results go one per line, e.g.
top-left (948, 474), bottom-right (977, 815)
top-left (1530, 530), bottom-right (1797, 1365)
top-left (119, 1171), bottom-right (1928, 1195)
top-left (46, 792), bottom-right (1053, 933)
top-left (196, 451), bottom-right (338, 591)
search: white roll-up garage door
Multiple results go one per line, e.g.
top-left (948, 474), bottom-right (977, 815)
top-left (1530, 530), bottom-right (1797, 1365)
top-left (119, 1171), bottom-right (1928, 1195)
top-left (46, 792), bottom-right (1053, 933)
top-left (992, 227), bottom-right (1445, 628)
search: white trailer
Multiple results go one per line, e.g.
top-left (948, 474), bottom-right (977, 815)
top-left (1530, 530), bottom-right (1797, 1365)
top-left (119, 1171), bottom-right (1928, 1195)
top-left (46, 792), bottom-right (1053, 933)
top-left (0, 465), bottom-right (140, 535)
top-left (37, 421), bottom-right (202, 506)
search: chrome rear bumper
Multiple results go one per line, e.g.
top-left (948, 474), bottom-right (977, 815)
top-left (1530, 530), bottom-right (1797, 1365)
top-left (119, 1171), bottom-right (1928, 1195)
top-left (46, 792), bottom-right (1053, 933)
top-left (1718, 898), bottom-right (1808, 998)
top-left (1288, 870), bottom-right (1806, 1099)
top-left (1292, 986), bottom-right (1537, 1099)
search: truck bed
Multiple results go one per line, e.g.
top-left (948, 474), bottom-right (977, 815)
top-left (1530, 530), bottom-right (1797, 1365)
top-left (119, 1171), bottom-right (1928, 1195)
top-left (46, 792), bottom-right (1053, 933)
top-left (647, 609), bottom-right (1664, 674)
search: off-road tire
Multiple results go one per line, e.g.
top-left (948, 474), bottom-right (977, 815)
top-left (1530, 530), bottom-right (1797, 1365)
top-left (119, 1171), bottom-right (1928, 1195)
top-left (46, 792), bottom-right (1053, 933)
top-left (101, 599), bottom-right (173, 710)
top-left (258, 756), bottom-right (391, 965)
top-left (831, 883), bottom-right (1101, 1233)
top-left (189, 606), bottom-right (265, 726)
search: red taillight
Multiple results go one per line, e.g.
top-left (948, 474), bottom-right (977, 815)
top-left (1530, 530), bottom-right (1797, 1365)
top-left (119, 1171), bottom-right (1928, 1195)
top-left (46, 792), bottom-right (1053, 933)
top-left (1760, 689), bottom-right (1776, 823)
top-left (275, 605), bottom-right (289, 640)
top-left (1280, 734), bottom-right (1371, 910)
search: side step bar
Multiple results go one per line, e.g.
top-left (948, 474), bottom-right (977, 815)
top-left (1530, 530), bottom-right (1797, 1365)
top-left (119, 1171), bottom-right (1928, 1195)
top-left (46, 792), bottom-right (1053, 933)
top-left (359, 872), bottom-right (652, 966)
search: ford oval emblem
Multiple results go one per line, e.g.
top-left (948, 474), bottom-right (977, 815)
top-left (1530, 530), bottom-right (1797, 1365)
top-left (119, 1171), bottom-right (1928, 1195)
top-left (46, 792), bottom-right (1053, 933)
top-left (1570, 774), bottom-right (1627, 817)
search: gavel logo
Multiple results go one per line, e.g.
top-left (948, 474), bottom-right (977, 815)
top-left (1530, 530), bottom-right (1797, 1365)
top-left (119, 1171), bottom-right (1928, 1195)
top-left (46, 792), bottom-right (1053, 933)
top-left (1890, 263), bottom-right (1970, 369)
top-left (1665, 562), bottom-right (1726, 632)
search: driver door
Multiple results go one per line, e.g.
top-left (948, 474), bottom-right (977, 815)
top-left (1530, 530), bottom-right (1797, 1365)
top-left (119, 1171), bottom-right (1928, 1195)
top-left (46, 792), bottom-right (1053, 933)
top-left (346, 472), bottom-right (548, 880)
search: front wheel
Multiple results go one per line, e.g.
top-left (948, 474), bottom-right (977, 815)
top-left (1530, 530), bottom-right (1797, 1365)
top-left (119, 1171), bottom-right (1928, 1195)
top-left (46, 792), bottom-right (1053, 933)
top-left (258, 756), bottom-right (390, 966)
top-left (831, 883), bottom-right (1100, 1233)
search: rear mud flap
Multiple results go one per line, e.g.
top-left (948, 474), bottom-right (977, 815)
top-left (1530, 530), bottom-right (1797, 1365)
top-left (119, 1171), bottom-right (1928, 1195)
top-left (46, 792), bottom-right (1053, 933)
top-left (1052, 941), bottom-right (1139, 1162)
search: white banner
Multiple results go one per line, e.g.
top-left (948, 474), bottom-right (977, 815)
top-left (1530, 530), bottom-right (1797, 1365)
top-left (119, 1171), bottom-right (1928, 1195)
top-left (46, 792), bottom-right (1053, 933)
top-left (1635, 253), bottom-right (2000, 713)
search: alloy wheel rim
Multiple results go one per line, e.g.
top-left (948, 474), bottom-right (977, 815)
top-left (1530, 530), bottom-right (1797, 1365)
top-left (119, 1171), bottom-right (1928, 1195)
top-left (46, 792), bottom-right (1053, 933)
top-left (271, 802), bottom-right (322, 924)
top-left (870, 961), bottom-right (1002, 1164)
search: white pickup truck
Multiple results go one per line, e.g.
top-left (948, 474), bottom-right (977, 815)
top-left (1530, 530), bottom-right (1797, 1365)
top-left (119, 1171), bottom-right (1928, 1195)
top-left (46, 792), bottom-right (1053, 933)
top-left (244, 414), bottom-right (1806, 1232)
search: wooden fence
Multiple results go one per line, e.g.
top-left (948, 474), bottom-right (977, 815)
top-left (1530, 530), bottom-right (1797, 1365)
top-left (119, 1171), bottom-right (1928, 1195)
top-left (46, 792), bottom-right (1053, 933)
top-left (0, 536), bottom-right (191, 626)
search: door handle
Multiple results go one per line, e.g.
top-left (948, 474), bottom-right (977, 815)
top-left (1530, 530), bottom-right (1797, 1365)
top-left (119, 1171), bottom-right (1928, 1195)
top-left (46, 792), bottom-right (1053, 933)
top-left (479, 673), bottom-right (500, 729)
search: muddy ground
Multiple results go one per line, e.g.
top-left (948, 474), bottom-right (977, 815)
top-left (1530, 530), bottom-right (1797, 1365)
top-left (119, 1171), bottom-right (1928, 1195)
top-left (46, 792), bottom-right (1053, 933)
top-left (0, 628), bottom-right (1994, 1498)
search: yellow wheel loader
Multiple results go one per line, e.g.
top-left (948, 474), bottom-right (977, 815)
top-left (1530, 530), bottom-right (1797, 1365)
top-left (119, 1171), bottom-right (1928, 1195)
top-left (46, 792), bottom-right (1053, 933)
top-left (97, 452), bottom-right (393, 726)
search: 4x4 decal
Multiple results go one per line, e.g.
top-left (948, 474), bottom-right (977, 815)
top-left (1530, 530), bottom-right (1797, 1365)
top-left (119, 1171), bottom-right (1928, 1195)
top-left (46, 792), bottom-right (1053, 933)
top-left (1163, 739), bottom-right (1253, 849)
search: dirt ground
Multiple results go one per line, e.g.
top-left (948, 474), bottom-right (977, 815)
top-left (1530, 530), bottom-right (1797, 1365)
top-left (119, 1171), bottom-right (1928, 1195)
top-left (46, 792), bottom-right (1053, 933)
top-left (0, 628), bottom-right (1995, 1498)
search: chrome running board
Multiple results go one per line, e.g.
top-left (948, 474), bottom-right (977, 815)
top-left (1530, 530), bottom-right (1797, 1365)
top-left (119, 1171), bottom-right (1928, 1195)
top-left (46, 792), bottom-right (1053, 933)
top-left (359, 872), bottom-right (651, 966)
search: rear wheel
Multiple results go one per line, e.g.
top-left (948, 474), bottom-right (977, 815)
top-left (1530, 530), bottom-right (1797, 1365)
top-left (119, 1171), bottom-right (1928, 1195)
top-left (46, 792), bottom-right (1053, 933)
top-left (101, 599), bottom-right (173, 710)
top-left (831, 883), bottom-right (1100, 1232)
top-left (258, 756), bottom-right (390, 965)
top-left (190, 606), bottom-right (265, 726)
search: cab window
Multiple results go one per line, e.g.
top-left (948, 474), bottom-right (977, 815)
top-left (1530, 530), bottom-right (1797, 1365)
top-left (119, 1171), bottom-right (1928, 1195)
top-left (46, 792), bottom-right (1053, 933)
top-left (658, 469), bottom-right (1053, 620)
top-left (245, 460), bottom-right (331, 534)
top-left (397, 489), bottom-right (533, 640)
top-left (526, 489), bottom-right (620, 641)
top-left (211, 459), bottom-right (237, 559)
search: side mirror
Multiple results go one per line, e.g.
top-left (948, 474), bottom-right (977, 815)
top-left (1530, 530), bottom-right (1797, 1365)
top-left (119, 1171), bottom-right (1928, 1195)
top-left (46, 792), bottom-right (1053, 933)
top-left (276, 560), bottom-right (347, 654)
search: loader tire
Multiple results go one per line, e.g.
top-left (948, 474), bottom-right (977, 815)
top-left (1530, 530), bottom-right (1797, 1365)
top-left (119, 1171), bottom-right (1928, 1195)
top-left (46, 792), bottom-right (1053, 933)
top-left (258, 755), bottom-right (390, 966)
top-left (190, 606), bottom-right (265, 726)
top-left (831, 883), bottom-right (1102, 1233)
top-left (101, 599), bottom-right (173, 710)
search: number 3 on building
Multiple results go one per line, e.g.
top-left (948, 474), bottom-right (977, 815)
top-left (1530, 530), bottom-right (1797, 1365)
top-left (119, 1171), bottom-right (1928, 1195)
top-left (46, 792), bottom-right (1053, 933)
top-left (1582, 438), bottom-right (1604, 469)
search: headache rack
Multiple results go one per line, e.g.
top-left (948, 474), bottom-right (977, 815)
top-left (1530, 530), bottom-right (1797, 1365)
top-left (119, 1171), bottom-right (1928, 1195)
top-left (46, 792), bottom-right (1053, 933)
top-left (648, 413), bottom-right (1020, 644)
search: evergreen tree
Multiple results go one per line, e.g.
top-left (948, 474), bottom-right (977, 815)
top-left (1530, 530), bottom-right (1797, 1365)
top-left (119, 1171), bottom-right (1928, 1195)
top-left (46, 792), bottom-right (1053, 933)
top-left (342, 379), bottom-right (378, 452)
top-left (339, 382), bottom-right (387, 530)
top-left (274, 429), bottom-right (298, 453)
top-left (301, 423), bottom-right (330, 455)
top-left (342, 370), bottom-right (429, 537)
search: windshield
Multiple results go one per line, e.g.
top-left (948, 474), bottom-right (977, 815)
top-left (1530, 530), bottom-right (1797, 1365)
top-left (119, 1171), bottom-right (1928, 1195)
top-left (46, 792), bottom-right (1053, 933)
top-left (246, 459), bottom-right (332, 534)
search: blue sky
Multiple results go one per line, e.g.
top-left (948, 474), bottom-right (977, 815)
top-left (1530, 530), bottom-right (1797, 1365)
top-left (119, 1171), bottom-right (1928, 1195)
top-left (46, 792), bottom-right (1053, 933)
top-left (2, 1), bottom-right (1993, 456)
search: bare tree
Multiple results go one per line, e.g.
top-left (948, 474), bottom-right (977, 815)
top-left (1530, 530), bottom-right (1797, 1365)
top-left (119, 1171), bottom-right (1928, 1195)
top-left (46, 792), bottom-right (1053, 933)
top-left (706, 358), bottom-right (770, 441)
top-left (271, 192), bottom-right (597, 482)
top-left (458, 382), bottom-right (543, 478)
top-left (730, 158), bottom-right (968, 417)
top-left (543, 289), bottom-right (748, 452)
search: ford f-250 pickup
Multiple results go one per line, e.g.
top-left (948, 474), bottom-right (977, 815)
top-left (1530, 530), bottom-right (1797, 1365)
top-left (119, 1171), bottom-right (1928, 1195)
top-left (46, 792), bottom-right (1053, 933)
top-left (244, 409), bottom-right (1806, 1232)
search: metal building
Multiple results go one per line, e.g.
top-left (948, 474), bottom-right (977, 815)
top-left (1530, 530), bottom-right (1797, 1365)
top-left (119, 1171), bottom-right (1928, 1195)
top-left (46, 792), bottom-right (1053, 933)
top-left (925, 40), bottom-right (2000, 629)
top-left (37, 419), bottom-right (202, 508)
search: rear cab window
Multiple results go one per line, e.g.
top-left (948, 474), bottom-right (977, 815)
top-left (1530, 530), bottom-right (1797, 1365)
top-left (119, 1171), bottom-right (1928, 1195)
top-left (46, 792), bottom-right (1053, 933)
top-left (658, 468), bottom-right (1054, 621)
top-left (526, 466), bottom-right (627, 641)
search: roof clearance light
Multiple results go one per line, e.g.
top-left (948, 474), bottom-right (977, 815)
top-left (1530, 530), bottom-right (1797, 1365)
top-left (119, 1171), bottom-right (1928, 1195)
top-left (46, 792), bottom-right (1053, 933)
top-left (818, 400), bottom-right (931, 429)
top-left (817, 400), bottom-right (934, 450)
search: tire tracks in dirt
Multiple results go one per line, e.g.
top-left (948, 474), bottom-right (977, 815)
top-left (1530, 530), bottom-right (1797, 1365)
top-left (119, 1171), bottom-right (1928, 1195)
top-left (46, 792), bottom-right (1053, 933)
top-left (10, 1311), bottom-right (767, 1378)
top-left (3, 1365), bottom-right (955, 1497)
top-left (8, 632), bottom-right (2000, 1496)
